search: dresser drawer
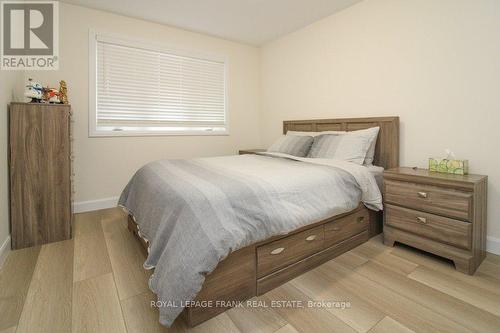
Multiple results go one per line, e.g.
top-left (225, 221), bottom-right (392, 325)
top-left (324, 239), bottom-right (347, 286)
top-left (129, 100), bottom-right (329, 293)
top-left (324, 209), bottom-right (369, 247)
top-left (385, 204), bottom-right (471, 250)
top-left (257, 225), bottom-right (324, 278)
top-left (384, 180), bottom-right (473, 221)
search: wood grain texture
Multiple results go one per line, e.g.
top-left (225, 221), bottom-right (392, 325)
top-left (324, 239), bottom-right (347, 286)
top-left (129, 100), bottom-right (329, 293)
top-left (72, 273), bottom-right (127, 333)
top-left (383, 167), bottom-right (487, 274)
top-left (369, 317), bottom-right (414, 333)
top-left (3, 211), bottom-right (500, 333)
top-left (0, 327), bottom-right (17, 333)
top-left (101, 209), bottom-right (151, 300)
top-left (391, 243), bottom-right (500, 294)
top-left (384, 167), bottom-right (486, 190)
top-left (351, 240), bottom-right (418, 276)
top-left (9, 103), bottom-right (72, 249)
top-left (129, 204), bottom-right (376, 326)
top-left (385, 204), bottom-right (471, 250)
top-left (332, 251), bottom-right (369, 270)
top-left (257, 225), bottom-right (324, 278)
top-left (290, 269), bottom-right (385, 333)
top-left (317, 261), bottom-right (471, 333)
top-left (273, 324), bottom-right (300, 333)
top-left (120, 292), bottom-right (170, 333)
top-left (324, 208), bottom-right (368, 247)
top-left (472, 178), bottom-right (488, 274)
top-left (408, 265), bottom-right (500, 317)
top-left (486, 252), bottom-right (500, 265)
top-left (257, 231), bottom-right (368, 296)
top-left (477, 259), bottom-right (500, 279)
top-left (226, 296), bottom-right (287, 333)
top-left (185, 246), bottom-right (256, 327)
top-left (263, 283), bottom-right (357, 333)
top-left (189, 313), bottom-right (242, 333)
top-left (283, 116), bottom-right (399, 169)
top-left (355, 260), bottom-right (500, 332)
top-left (16, 240), bottom-right (73, 333)
top-left (384, 226), bottom-right (474, 274)
top-left (0, 246), bottom-right (40, 331)
top-left (384, 179), bottom-right (473, 221)
top-left (73, 211), bottom-right (112, 282)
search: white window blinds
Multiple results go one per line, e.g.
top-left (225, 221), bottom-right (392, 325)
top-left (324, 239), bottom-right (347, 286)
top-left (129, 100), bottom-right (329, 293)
top-left (93, 34), bottom-right (227, 135)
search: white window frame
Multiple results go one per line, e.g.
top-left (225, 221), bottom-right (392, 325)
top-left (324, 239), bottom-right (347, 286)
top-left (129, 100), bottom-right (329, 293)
top-left (88, 31), bottom-right (230, 137)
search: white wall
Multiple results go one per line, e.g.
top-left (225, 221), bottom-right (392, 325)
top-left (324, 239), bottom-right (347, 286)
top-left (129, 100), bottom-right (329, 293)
top-left (27, 2), bottom-right (261, 205)
top-left (261, 0), bottom-right (500, 240)
top-left (12, 0), bottom-right (500, 249)
top-left (0, 70), bottom-right (23, 265)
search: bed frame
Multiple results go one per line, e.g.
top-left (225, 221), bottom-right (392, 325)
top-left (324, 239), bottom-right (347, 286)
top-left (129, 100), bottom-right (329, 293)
top-left (127, 116), bottom-right (399, 327)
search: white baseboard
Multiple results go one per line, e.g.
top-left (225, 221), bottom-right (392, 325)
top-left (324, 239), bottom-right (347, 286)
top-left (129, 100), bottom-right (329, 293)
top-left (73, 196), bottom-right (119, 213)
top-left (0, 236), bottom-right (11, 269)
top-left (487, 236), bottom-right (500, 256)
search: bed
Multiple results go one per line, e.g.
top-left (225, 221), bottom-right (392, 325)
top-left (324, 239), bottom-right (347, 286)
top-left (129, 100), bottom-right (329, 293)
top-left (121, 116), bottom-right (399, 327)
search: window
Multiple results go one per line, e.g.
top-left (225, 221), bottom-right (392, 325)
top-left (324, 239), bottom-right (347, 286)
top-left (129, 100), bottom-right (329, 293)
top-left (89, 32), bottom-right (228, 136)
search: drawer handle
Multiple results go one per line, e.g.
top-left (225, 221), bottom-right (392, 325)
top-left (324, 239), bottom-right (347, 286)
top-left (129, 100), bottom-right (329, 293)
top-left (416, 216), bottom-right (427, 224)
top-left (332, 227), bottom-right (341, 231)
top-left (357, 216), bottom-right (365, 223)
top-left (417, 191), bottom-right (428, 198)
top-left (270, 247), bottom-right (285, 255)
top-left (305, 235), bottom-right (317, 241)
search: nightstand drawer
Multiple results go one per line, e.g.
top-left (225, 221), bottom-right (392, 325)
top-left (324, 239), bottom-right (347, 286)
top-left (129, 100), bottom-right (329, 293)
top-left (385, 204), bottom-right (471, 250)
top-left (384, 180), bottom-right (473, 221)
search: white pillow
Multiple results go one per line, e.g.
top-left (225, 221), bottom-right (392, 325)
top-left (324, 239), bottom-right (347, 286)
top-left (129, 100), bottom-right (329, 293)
top-left (353, 127), bottom-right (380, 165)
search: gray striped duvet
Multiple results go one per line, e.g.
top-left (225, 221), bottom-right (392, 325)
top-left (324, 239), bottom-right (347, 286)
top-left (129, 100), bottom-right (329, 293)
top-left (118, 153), bottom-right (382, 326)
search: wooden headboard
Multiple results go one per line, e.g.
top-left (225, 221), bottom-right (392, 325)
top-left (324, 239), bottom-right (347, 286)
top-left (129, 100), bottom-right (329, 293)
top-left (283, 117), bottom-right (399, 169)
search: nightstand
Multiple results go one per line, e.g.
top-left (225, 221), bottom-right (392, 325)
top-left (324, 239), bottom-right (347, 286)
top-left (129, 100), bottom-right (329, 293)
top-left (383, 167), bottom-right (487, 275)
top-left (238, 149), bottom-right (266, 155)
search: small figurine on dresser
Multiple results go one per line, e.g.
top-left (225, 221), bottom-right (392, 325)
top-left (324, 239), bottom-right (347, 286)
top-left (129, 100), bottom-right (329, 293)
top-left (24, 78), bottom-right (44, 103)
top-left (59, 80), bottom-right (69, 104)
top-left (28, 78), bottom-right (69, 104)
top-left (43, 86), bottom-right (61, 103)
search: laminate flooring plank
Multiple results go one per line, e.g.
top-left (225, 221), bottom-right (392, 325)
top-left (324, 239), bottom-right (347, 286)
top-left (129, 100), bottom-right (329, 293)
top-left (0, 246), bottom-right (40, 330)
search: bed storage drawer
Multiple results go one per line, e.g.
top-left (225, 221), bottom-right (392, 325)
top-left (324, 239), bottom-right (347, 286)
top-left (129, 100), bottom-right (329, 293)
top-left (257, 225), bottom-right (324, 278)
top-left (385, 204), bottom-right (471, 250)
top-left (257, 231), bottom-right (369, 295)
top-left (324, 209), bottom-right (369, 247)
top-left (384, 180), bottom-right (473, 221)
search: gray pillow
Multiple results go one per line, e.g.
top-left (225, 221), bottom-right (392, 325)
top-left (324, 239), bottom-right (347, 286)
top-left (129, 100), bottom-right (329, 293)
top-left (307, 133), bottom-right (372, 164)
top-left (267, 135), bottom-right (313, 157)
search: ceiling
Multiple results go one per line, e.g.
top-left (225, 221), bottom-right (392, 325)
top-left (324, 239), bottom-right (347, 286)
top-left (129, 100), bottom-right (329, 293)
top-left (60, 0), bottom-right (363, 45)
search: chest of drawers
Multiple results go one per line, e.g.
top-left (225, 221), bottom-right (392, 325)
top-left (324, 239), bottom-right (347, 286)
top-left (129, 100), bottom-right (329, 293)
top-left (9, 103), bottom-right (73, 249)
top-left (383, 167), bottom-right (487, 274)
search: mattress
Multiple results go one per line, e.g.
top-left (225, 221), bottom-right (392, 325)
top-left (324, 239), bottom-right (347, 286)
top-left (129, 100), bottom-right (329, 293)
top-left (119, 153), bottom-right (382, 326)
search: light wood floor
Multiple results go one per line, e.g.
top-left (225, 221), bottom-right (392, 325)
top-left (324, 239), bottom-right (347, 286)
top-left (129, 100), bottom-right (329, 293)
top-left (1, 208), bottom-right (500, 333)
